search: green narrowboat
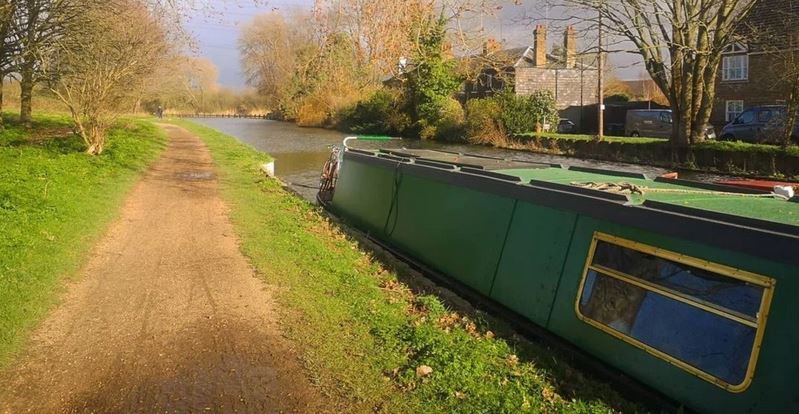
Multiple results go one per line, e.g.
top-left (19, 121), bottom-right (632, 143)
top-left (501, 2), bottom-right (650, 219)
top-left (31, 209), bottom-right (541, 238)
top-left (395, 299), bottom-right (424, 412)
top-left (318, 142), bottom-right (799, 414)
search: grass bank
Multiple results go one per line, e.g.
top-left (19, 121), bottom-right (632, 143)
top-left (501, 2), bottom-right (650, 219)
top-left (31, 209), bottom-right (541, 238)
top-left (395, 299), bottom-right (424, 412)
top-left (504, 134), bottom-right (799, 178)
top-left (0, 113), bottom-right (166, 366)
top-left (172, 119), bottom-right (646, 413)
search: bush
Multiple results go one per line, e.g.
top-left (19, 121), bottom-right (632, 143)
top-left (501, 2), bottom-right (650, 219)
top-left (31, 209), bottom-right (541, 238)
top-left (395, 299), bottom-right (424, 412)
top-left (416, 97), bottom-right (465, 141)
top-left (497, 90), bottom-right (559, 135)
top-left (605, 93), bottom-right (631, 103)
top-left (337, 89), bottom-right (412, 136)
top-left (465, 98), bottom-right (507, 146)
top-left (432, 97), bottom-right (465, 141)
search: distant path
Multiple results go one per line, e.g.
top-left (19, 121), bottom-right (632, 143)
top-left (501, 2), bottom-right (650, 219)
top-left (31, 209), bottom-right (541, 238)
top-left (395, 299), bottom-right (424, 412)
top-left (0, 125), bottom-right (324, 413)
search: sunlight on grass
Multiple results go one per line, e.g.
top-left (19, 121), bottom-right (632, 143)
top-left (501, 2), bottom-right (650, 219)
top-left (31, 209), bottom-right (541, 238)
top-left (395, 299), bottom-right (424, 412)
top-left (172, 119), bottom-right (647, 414)
top-left (0, 113), bottom-right (166, 366)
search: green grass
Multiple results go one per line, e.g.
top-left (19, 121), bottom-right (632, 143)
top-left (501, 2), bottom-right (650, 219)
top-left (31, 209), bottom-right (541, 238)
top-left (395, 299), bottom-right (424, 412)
top-left (0, 113), bottom-right (167, 366)
top-left (519, 132), bottom-right (667, 144)
top-left (525, 131), bottom-right (799, 155)
top-left (171, 119), bottom-right (648, 413)
top-left (692, 139), bottom-right (799, 156)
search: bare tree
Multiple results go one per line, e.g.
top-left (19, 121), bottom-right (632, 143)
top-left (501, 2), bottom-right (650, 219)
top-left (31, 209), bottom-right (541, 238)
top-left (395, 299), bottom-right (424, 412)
top-left (745, 2), bottom-right (799, 146)
top-left (0, 0), bottom-right (20, 130)
top-left (41, 0), bottom-right (169, 154)
top-left (562, 0), bottom-right (759, 146)
top-left (13, 0), bottom-right (94, 126)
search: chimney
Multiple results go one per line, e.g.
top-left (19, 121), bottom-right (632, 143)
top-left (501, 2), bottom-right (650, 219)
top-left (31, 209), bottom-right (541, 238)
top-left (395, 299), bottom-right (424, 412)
top-left (564, 25), bottom-right (576, 68)
top-left (534, 25), bottom-right (548, 68)
top-left (483, 37), bottom-right (501, 55)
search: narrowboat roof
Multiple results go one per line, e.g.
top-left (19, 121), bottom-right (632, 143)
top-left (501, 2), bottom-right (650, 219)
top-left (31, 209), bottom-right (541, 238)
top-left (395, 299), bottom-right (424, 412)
top-left (362, 148), bottom-right (799, 228)
top-left (497, 167), bottom-right (799, 227)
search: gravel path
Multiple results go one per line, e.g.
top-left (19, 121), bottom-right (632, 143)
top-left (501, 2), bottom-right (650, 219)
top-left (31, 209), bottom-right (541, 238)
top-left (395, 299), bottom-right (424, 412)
top-left (0, 125), bottom-right (324, 413)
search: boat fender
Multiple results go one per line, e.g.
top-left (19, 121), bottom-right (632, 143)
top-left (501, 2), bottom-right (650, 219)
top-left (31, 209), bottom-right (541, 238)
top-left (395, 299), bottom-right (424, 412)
top-left (261, 161), bottom-right (275, 177)
top-left (774, 185), bottom-right (795, 199)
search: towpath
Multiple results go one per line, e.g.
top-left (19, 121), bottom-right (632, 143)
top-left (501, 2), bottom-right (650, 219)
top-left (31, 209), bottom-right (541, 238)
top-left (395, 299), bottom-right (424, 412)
top-left (0, 125), bottom-right (324, 413)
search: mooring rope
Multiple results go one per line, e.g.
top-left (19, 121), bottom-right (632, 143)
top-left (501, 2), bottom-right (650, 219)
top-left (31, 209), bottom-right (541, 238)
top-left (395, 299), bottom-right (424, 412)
top-left (570, 181), bottom-right (790, 200)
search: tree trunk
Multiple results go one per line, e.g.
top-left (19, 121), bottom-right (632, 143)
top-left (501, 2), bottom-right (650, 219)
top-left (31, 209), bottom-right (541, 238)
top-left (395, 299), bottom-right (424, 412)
top-left (20, 60), bottom-right (34, 127)
top-left (783, 80), bottom-right (799, 147)
top-left (0, 72), bottom-right (4, 131)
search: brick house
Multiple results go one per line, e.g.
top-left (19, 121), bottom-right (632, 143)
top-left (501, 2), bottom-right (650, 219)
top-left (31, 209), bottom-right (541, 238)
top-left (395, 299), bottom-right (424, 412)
top-left (711, 0), bottom-right (799, 128)
top-left (463, 25), bottom-right (599, 130)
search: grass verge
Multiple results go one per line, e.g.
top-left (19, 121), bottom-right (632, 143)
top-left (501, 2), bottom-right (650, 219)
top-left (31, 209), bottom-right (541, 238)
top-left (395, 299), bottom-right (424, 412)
top-left (520, 131), bottom-right (799, 155)
top-left (0, 113), bottom-right (166, 366)
top-left (518, 132), bottom-right (667, 144)
top-left (172, 119), bottom-right (646, 413)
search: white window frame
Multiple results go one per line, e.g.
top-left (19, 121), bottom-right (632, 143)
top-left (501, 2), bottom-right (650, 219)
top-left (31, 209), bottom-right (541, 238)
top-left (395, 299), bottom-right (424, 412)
top-left (726, 100), bottom-right (744, 123)
top-left (722, 43), bottom-right (749, 81)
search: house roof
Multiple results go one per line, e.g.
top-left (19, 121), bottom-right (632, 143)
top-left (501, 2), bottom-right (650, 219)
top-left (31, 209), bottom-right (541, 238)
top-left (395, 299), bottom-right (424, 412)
top-left (468, 45), bottom-right (597, 72)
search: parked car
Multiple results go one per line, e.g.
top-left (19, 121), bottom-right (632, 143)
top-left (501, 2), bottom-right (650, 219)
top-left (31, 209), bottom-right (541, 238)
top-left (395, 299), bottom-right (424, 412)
top-left (625, 109), bottom-right (716, 140)
top-left (720, 105), bottom-right (799, 144)
top-left (557, 118), bottom-right (576, 133)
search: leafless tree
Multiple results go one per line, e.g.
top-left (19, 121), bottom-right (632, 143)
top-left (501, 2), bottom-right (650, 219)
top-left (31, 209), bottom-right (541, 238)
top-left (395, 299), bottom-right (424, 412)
top-left (13, 0), bottom-right (95, 126)
top-left (0, 1), bottom-right (19, 129)
top-left (41, 0), bottom-right (169, 154)
top-left (561, 0), bottom-right (759, 146)
top-left (745, 2), bottom-right (799, 146)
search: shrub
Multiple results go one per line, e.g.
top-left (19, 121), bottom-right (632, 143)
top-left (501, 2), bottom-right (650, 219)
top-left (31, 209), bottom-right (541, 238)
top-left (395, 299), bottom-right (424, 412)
top-left (432, 97), bottom-right (465, 141)
top-left (295, 98), bottom-right (329, 127)
top-left (497, 90), bottom-right (559, 135)
top-left (465, 98), bottom-right (507, 146)
top-left (337, 89), bottom-right (411, 136)
top-left (605, 93), bottom-right (631, 103)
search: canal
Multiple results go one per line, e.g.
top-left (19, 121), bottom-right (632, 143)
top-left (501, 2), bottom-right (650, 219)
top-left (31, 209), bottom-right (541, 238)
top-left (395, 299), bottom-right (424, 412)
top-left (192, 118), bottom-right (717, 202)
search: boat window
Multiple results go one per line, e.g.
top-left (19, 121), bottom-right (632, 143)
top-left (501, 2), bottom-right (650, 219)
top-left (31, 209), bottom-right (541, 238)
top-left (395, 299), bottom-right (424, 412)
top-left (576, 233), bottom-right (774, 391)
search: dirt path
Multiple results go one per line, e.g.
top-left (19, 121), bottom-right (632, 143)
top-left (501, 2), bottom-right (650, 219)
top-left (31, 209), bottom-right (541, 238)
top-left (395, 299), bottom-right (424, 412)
top-left (0, 125), bottom-right (325, 413)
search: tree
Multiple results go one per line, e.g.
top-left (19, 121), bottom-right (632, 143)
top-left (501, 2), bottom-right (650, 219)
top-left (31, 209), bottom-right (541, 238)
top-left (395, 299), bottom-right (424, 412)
top-left (142, 56), bottom-right (220, 113)
top-left (239, 11), bottom-right (320, 116)
top-left (0, 0), bottom-right (20, 130)
top-left (405, 17), bottom-right (462, 136)
top-left (240, 1), bottom-right (502, 125)
top-left (745, 3), bottom-right (799, 146)
top-left (41, 0), bottom-right (168, 154)
top-left (565, 0), bottom-right (759, 147)
top-left (14, 0), bottom-right (90, 126)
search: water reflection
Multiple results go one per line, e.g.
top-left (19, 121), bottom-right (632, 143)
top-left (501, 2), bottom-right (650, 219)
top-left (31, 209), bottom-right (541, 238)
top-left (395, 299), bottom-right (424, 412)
top-left (190, 118), bottom-right (718, 203)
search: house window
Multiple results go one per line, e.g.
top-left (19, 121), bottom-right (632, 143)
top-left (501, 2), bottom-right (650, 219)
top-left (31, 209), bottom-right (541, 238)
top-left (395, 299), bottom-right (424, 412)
top-left (726, 100), bottom-right (744, 122)
top-left (722, 55), bottom-right (749, 81)
top-left (576, 232), bottom-right (774, 392)
top-left (722, 43), bottom-right (749, 81)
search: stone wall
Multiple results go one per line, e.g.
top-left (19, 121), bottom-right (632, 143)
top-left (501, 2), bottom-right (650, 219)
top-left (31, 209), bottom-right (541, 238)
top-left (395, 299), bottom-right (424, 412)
top-left (515, 67), bottom-right (598, 109)
top-left (515, 67), bottom-right (598, 129)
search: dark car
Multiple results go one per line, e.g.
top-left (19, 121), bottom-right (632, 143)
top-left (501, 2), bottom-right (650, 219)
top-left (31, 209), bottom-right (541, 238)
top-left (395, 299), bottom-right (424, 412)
top-left (557, 118), bottom-right (576, 133)
top-left (625, 109), bottom-right (716, 139)
top-left (720, 105), bottom-right (799, 144)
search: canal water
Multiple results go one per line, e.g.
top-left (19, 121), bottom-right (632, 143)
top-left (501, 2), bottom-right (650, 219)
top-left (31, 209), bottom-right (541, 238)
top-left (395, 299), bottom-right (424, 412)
top-left (192, 118), bottom-right (716, 202)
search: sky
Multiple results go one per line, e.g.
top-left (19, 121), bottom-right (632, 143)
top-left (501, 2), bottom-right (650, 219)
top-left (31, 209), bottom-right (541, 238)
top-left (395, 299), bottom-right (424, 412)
top-left (186, 0), bottom-right (644, 90)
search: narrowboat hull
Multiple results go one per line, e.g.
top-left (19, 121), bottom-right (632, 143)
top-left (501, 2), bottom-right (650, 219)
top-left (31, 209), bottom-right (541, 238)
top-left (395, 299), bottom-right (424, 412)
top-left (323, 147), bottom-right (799, 414)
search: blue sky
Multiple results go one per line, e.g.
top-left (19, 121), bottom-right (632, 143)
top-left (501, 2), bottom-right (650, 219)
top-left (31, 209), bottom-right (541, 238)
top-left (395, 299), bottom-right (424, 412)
top-left (186, 0), bottom-right (643, 89)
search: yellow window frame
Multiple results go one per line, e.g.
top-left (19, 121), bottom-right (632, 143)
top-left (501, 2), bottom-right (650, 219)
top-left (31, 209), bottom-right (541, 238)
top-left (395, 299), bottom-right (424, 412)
top-left (574, 232), bottom-right (775, 393)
